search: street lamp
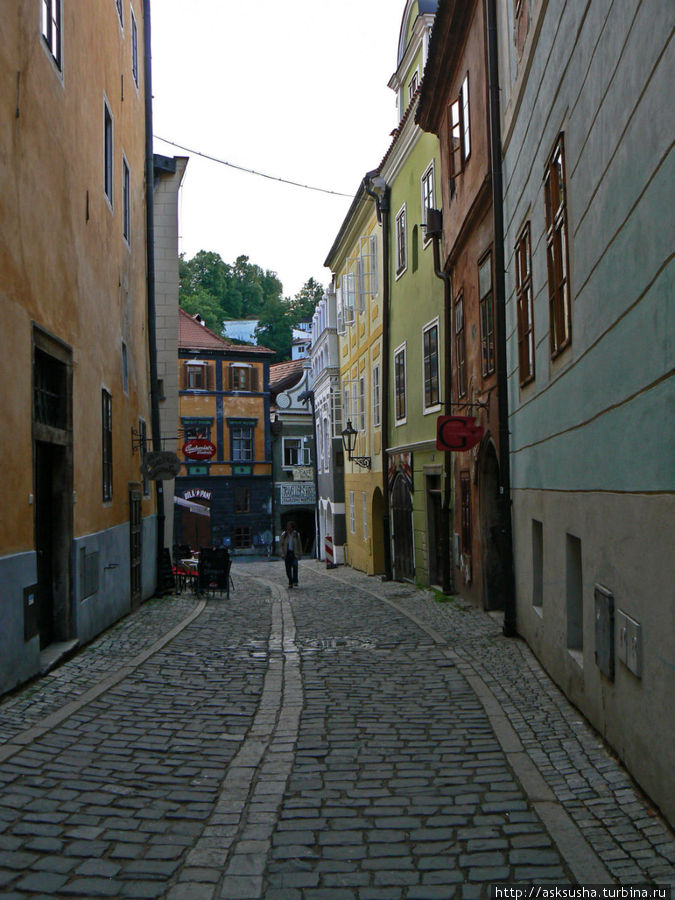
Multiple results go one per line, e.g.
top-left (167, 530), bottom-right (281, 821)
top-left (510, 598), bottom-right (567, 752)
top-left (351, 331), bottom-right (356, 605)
top-left (341, 419), bottom-right (371, 469)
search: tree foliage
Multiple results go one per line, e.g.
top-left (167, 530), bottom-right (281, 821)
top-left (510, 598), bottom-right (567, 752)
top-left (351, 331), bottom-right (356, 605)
top-left (179, 250), bottom-right (323, 361)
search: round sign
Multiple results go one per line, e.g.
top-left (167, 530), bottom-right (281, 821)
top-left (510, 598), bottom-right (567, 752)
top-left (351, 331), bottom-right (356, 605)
top-left (276, 392), bottom-right (291, 409)
top-left (183, 438), bottom-right (216, 461)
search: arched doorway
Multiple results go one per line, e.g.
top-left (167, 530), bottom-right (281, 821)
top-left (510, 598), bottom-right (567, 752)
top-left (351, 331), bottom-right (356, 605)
top-left (479, 441), bottom-right (504, 610)
top-left (391, 473), bottom-right (414, 581)
top-left (281, 509), bottom-right (315, 556)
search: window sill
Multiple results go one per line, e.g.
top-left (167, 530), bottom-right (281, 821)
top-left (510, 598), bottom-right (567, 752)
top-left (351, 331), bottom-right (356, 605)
top-left (423, 404), bottom-right (442, 416)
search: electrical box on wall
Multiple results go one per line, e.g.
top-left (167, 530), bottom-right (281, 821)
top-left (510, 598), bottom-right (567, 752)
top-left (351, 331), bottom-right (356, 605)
top-left (617, 609), bottom-right (642, 678)
top-left (594, 584), bottom-right (614, 680)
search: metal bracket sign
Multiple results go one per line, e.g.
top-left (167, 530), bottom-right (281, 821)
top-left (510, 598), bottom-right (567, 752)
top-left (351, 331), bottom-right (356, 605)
top-left (436, 415), bottom-right (484, 452)
top-left (141, 451), bottom-right (181, 480)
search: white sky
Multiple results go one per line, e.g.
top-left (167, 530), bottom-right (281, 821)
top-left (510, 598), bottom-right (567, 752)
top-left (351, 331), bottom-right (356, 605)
top-left (151, 0), bottom-right (403, 299)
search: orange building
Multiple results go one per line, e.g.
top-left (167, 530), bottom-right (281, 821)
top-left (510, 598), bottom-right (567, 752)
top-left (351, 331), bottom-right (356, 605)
top-left (174, 310), bottom-right (275, 553)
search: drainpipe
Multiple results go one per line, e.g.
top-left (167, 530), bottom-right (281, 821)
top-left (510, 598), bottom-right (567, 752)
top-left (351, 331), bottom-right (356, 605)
top-left (486, 0), bottom-right (517, 636)
top-left (429, 211), bottom-right (454, 596)
top-left (142, 0), bottom-right (165, 590)
top-left (363, 172), bottom-right (392, 580)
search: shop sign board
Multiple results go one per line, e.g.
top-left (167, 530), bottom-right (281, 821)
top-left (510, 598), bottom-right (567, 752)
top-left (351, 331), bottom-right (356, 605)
top-left (183, 438), bottom-right (216, 461)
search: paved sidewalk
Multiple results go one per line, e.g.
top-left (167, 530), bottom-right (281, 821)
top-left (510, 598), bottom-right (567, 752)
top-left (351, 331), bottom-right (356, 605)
top-left (0, 560), bottom-right (672, 899)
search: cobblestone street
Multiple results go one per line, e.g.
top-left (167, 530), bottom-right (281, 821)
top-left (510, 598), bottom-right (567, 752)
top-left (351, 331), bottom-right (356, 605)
top-left (0, 560), bottom-right (673, 899)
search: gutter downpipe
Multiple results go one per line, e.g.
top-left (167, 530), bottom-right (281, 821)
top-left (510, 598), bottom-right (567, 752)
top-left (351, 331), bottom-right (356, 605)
top-left (143, 0), bottom-right (165, 590)
top-left (363, 172), bottom-right (392, 580)
top-left (486, 0), bottom-right (517, 636)
top-left (430, 218), bottom-right (454, 596)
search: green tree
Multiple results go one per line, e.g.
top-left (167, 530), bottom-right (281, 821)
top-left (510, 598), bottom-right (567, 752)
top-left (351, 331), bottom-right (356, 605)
top-left (254, 297), bottom-right (292, 361)
top-left (179, 289), bottom-right (223, 334)
top-left (288, 277), bottom-right (323, 326)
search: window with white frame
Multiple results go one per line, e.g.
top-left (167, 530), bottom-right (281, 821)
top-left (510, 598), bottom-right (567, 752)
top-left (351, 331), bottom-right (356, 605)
top-left (336, 286), bottom-right (345, 334)
top-left (421, 162), bottom-right (435, 241)
top-left (394, 343), bottom-right (407, 423)
top-left (115, 0), bottom-right (123, 26)
top-left (341, 270), bottom-right (356, 324)
top-left (395, 205), bottom-right (407, 276)
top-left (372, 364), bottom-right (381, 427)
top-left (231, 423), bottom-right (254, 461)
top-left (358, 234), bottom-right (378, 304)
top-left (322, 417), bottom-right (330, 472)
top-left (408, 69), bottom-right (419, 102)
top-left (283, 437), bottom-right (310, 467)
top-left (41, 0), bottom-right (62, 69)
top-left (349, 491), bottom-right (355, 533)
top-left (358, 376), bottom-right (366, 432)
top-left (362, 491), bottom-right (368, 541)
top-left (331, 388), bottom-right (342, 437)
top-left (131, 8), bottom-right (139, 86)
top-left (423, 320), bottom-right (440, 409)
top-left (449, 73), bottom-right (471, 178)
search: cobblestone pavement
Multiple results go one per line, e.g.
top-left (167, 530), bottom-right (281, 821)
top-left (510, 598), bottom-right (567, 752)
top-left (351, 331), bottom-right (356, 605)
top-left (0, 560), bottom-right (672, 899)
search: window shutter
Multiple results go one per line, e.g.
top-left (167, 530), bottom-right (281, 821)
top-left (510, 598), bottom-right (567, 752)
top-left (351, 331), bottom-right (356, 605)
top-left (228, 365), bottom-right (234, 390)
top-left (251, 367), bottom-right (259, 392)
top-left (181, 362), bottom-right (188, 390)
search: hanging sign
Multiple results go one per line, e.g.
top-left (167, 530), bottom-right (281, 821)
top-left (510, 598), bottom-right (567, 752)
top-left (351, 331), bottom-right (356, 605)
top-left (141, 451), bottom-right (182, 480)
top-left (436, 415), bottom-right (484, 452)
top-left (183, 438), bottom-right (216, 461)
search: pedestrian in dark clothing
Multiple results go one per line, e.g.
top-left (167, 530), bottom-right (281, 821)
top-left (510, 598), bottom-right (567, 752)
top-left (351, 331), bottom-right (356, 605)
top-left (280, 521), bottom-right (302, 588)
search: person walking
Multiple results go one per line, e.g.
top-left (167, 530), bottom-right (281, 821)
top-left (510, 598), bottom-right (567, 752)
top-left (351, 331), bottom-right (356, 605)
top-left (280, 521), bottom-right (302, 588)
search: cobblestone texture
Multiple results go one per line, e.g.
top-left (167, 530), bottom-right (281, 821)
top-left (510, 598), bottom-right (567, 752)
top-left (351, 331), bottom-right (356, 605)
top-left (0, 559), bottom-right (672, 899)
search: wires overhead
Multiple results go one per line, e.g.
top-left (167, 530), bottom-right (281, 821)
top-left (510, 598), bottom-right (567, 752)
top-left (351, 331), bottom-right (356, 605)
top-left (154, 136), bottom-right (353, 198)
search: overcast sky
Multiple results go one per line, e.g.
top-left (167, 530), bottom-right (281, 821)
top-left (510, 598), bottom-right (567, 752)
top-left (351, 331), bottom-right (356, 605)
top-left (151, 0), bottom-right (404, 299)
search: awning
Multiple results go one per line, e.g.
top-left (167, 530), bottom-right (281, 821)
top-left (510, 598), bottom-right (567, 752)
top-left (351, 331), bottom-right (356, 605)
top-left (173, 496), bottom-right (211, 516)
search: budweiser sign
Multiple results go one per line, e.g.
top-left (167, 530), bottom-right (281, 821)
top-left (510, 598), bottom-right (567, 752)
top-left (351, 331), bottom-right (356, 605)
top-left (182, 438), bottom-right (216, 461)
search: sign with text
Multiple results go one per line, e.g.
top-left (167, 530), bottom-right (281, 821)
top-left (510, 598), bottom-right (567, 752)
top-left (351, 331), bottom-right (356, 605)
top-left (141, 451), bottom-right (181, 480)
top-left (183, 438), bottom-right (216, 461)
top-left (279, 482), bottom-right (316, 505)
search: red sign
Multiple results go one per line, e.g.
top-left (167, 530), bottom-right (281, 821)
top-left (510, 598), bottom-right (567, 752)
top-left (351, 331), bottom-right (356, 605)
top-left (182, 438), bottom-right (216, 461)
top-left (436, 415), bottom-right (484, 452)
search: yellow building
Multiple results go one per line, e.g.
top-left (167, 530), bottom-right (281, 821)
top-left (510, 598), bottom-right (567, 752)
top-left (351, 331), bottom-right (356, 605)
top-left (325, 184), bottom-right (386, 575)
top-left (0, 1), bottom-right (156, 693)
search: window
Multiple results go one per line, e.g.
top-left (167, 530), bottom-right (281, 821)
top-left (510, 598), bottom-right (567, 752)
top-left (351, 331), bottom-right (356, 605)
top-left (322, 418), bottom-right (330, 472)
top-left (395, 205), bottom-right (407, 276)
top-left (122, 341), bottom-right (128, 393)
top-left (349, 491), bottom-right (355, 534)
top-left (455, 292), bottom-right (466, 398)
top-left (115, 0), bottom-right (123, 26)
top-left (408, 69), bottom-right (419, 102)
top-left (394, 344), bottom-right (407, 422)
top-left (41, 0), bottom-right (62, 68)
top-left (544, 135), bottom-right (571, 356)
top-left (104, 100), bottom-right (113, 204)
top-left (372, 364), bottom-right (381, 427)
top-left (229, 365), bottom-right (258, 392)
top-left (283, 437), bottom-right (309, 467)
top-left (358, 234), bottom-right (378, 305)
top-left (362, 492), bottom-right (368, 541)
top-left (122, 157), bottom-right (130, 243)
top-left (234, 527), bottom-right (252, 549)
top-left (139, 418), bottom-right (149, 496)
top-left (341, 271), bottom-right (356, 324)
top-left (423, 321), bottom-right (440, 409)
top-left (231, 425), bottom-right (254, 461)
top-left (515, 222), bottom-right (535, 385)
top-left (102, 389), bottom-right (113, 501)
top-left (421, 162), bottom-right (435, 240)
top-left (331, 388), bottom-right (343, 437)
top-left (234, 486), bottom-right (250, 513)
top-left (131, 8), bottom-right (139, 86)
top-left (460, 471), bottom-right (471, 555)
top-left (184, 362), bottom-right (208, 390)
top-left (182, 419), bottom-right (212, 441)
top-left (478, 252), bottom-right (495, 376)
top-left (449, 74), bottom-right (470, 177)
top-left (358, 376), bottom-right (366, 432)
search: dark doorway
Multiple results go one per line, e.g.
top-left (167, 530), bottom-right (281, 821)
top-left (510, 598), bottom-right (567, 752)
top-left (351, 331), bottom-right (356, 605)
top-left (129, 485), bottom-right (142, 609)
top-left (371, 487), bottom-right (386, 575)
top-left (426, 475), bottom-right (443, 585)
top-left (480, 442), bottom-right (504, 610)
top-left (391, 473), bottom-right (414, 581)
top-left (281, 509), bottom-right (315, 556)
top-left (182, 502), bottom-right (211, 551)
top-left (34, 442), bottom-right (69, 648)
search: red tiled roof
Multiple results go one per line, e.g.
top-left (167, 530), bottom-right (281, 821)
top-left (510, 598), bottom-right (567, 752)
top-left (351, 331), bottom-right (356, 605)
top-left (269, 358), bottom-right (304, 392)
top-left (178, 308), bottom-right (273, 354)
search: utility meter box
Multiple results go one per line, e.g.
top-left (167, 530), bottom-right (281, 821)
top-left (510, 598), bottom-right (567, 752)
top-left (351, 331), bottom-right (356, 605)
top-left (617, 609), bottom-right (642, 679)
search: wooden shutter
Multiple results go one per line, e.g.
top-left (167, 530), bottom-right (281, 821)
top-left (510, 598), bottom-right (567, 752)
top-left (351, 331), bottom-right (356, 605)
top-left (250, 367), bottom-right (259, 392)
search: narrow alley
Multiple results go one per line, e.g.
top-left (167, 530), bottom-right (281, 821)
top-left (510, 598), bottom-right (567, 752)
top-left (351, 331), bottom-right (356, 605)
top-left (0, 561), bottom-right (673, 899)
